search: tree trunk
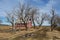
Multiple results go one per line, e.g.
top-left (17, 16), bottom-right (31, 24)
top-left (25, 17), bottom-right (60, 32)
top-left (23, 20), bottom-right (28, 31)
top-left (39, 22), bottom-right (43, 27)
top-left (51, 25), bottom-right (53, 31)
top-left (39, 18), bottom-right (44, 27)
top-left (12, 23), bottom-right (16, 32)
top-left (25, 23), bottom-right (28, 31)
top-left (24, 22), bottom-right (27, 31)
top-left (33, 20), bottom-right (35, 29)
top-left (51, 15), bottom-right (54, 31)
top-left (12, 23), bottom-right (14, 31)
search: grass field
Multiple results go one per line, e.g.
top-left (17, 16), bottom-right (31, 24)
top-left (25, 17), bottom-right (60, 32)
top-left (13, 27), bottom-right (60, 40)
top-left (0, 25), bottom-right (39, 39)
top-left (0, 26), bottom-right (60, 40)
top-left (0, 25), bottom-right (11, 30)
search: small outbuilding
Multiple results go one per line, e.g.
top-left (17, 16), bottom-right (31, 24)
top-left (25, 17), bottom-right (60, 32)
top-left (15, 19), bottom-right (32, 30)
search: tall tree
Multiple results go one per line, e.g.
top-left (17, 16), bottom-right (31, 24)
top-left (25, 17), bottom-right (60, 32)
top-left (15, 2), bottom-right (39, 30)
top-left (50, 9), bottom-right (56, 31)
top-left (15, 3), bottom-right (32, 30)
top-left (36, 13), bottom-right (49, 28)
top-left (46, 9), bottom-right (57, 31)
top-left (5, 11), bottom-right (15, 31)
top-left (30, 8), bottom-right (39, 29)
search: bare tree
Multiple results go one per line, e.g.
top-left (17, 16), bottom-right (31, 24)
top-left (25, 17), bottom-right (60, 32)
top-left (50, 9), bottom-right (56, 31)
top-left (30, 8), bottom-right (39, 29)
top-left (36, 13), bottom-right (48, 27)
top-left (5, 11), bottom-right (15, 31)
top-left (15, 2), bottom-right (39, 30)
top-left (46, 9), bottom-right (57, 31)
top-left (15, 3), bottom-right (32, 30)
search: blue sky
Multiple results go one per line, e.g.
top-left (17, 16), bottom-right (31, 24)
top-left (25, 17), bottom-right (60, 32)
top-left (0, 0), bottom-right (60, 25)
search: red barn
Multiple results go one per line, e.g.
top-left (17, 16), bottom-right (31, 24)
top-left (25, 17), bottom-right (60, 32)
top-left (15, 19), bottom-right (32, 29)
top-left (27, 19), bottom-right (32, 28)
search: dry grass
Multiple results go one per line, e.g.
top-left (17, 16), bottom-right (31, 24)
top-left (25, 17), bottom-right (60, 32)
top-left (0, 26), bottom-right (11, 30)
top-left (0, 26), bottom-right (60, 40)
top-left (0, 26), bottom-right (12, 38)
top-left (0, 26), bottom-right (39, 39)
top-left (13, 27), bottom-right (60, 40)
